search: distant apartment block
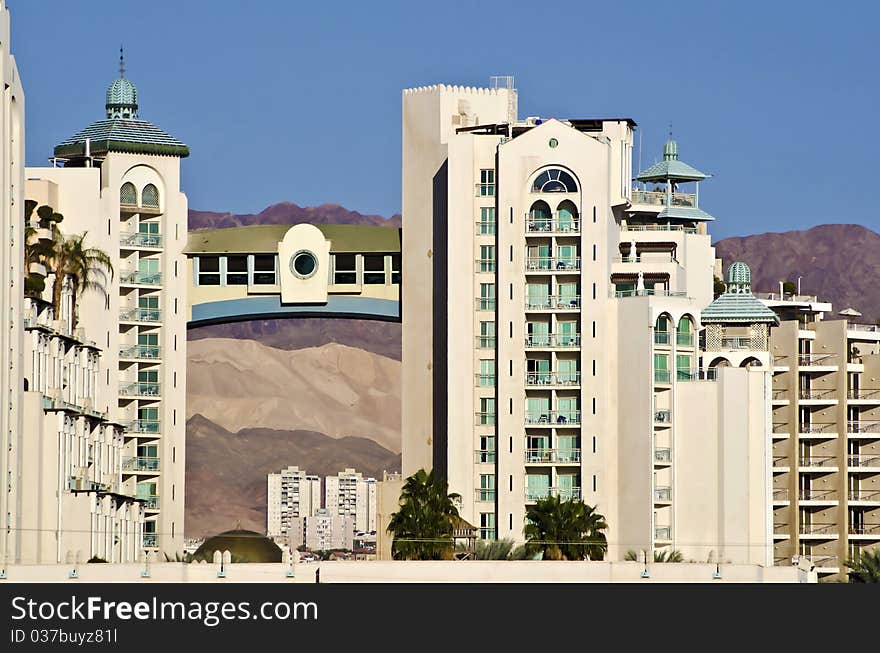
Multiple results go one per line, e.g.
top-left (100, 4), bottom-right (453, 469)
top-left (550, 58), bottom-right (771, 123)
top-left (290, 509), bottom-right (354, 551)
top-left (325, 468), bottom-right (377, 534)
top-left (267, 466), bottom-right (321, 538)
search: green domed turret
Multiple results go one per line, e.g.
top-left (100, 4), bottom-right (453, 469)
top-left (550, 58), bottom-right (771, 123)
top-left (728, 261), bottom-right (751, 292)
top-left (106, 77), bottom-right (138, 119)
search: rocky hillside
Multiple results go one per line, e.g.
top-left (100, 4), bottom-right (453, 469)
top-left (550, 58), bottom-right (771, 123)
top-left (185, 414), bottom-right (400, 538)
top-left (189, 201), bottom-right (401, 231)
top-left (714, 224), bottom-right (880, 322)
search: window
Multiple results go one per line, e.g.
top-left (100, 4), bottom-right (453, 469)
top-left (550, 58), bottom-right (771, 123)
top-left (677, 317), bottom-right (693, 346)
top-left (478, 207), bottom-right (496, 234)
top-left (120, 182), bottom-right (137, 206)
top-left (198, 256), bottom-right (220, 285)
top-left (225, 255), bottom-right (248, 285)
top-left (480, 513), bottom-right (496, 540)
top-left (138, 257), bottom-right (160, 283)
top-left (479, 245), bottom-right (495, 273)
top-left (478, 474), bottom-right (496, 502)
top-left (334, 254), bottom-right (357, 284)
top-left (253, 254), bottom-right (276, 285)
top-left (478, 169), bottom-right (495, 196)
top-left (479, 397), bottom-right (495, 425)
top-left (479, 435), bottom-right (496, 463)
top-left (478, 283), bottom-right (495, 311)
top-left (654, 353), bottom-right (670, 383)
top-left (363, 254), bottom-right (386, 284)
top-left (676, 354), bottom-right (693, 381)
top-left (532, 168), bottom-right (577, 193)
top-left (479, 359), bottom-right (495, 387)
top-left (478, 322), bottom-right (495, 348)
top-left (391, 254), bottom-right (400, 284)
top-left (142, 184), bottom-right (159, 208)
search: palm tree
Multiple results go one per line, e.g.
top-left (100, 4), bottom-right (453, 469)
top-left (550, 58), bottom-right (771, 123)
top-left (48, 229), bottom-right (114, 327)
top-left (846, 548), bottom-right (880, 583)
top-left (23, 200), bottom-right (60, 297)
top-left (387, 468), bottom-right (461, 560)
top-left (524, 495), bottom-right (608, 560)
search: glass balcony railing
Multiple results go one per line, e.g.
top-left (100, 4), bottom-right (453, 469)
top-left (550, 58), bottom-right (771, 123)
top-left (143, 534), bottom-right (158, 548)
top-left (654, 448), bottom-right (672, 463)
top-left (119, 344), bottom-right (161, 360)
top-left (799, 523), bottom-right (837, 536)
top-left (475, 412), bottom-right (496, 426)
top-left (676, 368), bottom-right (719, 382)
top-left (525, 219), bottom-right (580, 234)
top-left (119, 382), bottom-right (161, 397)
top-left (126, 419), bottom-right (160, 434)
top-left (475, 489), bottom-right (496, 502)
top-left (524, 449), bottom-right (581, 464)
top-left (654, 410), bottom-right (671, 423)
top-left (475, 221), bottom-right (496, 235)
top-left (119, 308), bottom-right (161, 322)
top-left (630, 190), bottom-right (696, 207)
top-left (525, 372), bottom-right (581, 386)
top-left (526, 257), bottom-right (581, 272)
top-left (654, 331), bottom-right (671, 345)
top-left (525, 295), bottom-right (580, 310)
top-left (654, 487), bottom-right (672, 501)
top-left (525, 487), bottom-right (581, 502)
top-left (142, 496), bottom-right (160, 510)
top-left (475, 450), bottom-right (496, 464)
top-left (525, 411), bottom-right (581, 426)
top-left (676, 332), bottom-right (694, 347)
top-left (798, 423), bottom-right (837, 434)
top-left (476, 336), bottom-right (496, 348)
top-left (475, 259), bottom-right (496, 273)
top-left (654, 526), bottom-right (672, 540)
top-left (799, 456), bottom-right (837, 468)
top-left (622, 224), bottom-right (697, 233)
top-left (798, 489), bottom-right (837, 501)
top-left (772, 488), bottom-right (789, 501)
top-left (121, 271), bottom-right (162, 286)
top-left (123, 457), bottom-right (160, 472)
top-left (654, 370), bottom-right (672, 383)
top-left (799, 389), bottom-right (836, 400)
top-left (476, 298), bottom-right (496, 311)
top-left (848, 525), bottom-right (880, 535)
top-left (475, 374), bottom-right (496, 387)
top-left (120, 232), bottom-right (162, 248)
top-left (798, 353), bottom-right (837, 366)
top-left (525, 334), bottom-right (580, 348)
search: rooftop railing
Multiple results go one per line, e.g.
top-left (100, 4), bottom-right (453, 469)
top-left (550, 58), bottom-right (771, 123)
top-left (847, 323), bottom-right (880, 333)
top-left (630, 190), bottom-right (697, 207)
top-left (621, 224), bottom-right (697, 233)
top-left (613, 289), bottom-right (688, 298)
top-left (754, 292), bottom-right (820, 302)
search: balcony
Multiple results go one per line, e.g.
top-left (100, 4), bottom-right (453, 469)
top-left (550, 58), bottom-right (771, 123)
top-left (798, 489), bottom-right (838, 503)
top-left (848, 454), bottom-right (880, 469)
top-left (126, 419), bottom-right (160, 434)
top-left (798, 423), bottom-right (838, 438)
top-left (772, 455), bottom-right (790, 471)
top-left (120, 232), bottom-right (162, 248)
top-left (630, 190), bottom-right (697, 208)
top-left (119, 382), bottom-right (161, 397)
top-left (847, 421), bottom-right (880, 436)
top-left (654, 331), bottom-right (671, 345)
top-left (772, 423), bottom-right (790, 439)
top-left (773, 523), bottom-right (790, 539)
top-left (525, 411), bottom-right (580, 426)
top-left (525, 487), bottom-right (581, 502)
top-left (123, 457), bottom-right (160, 472)
top-left (772, 390), bottom-right (788, 402)
top-left (848, 389), bottom-right (880, 401)
top-left (654, 448), bottom-right (672, 464)
top-left (676, 332), bottom-right (694, 347)
top-left (772, 488), bottom-right (790, 503)
top-left (613, 254), bottom-right (677, 264)
top-left (849, 524), bottom-right (880, 536)
top-left (799, 389), bottom-right (837, 402)
top-left (654, 370), bottom-right (672, 384)
top-left (525, 219), bottom-right (580, 234)
top-left (119, 344), bottom-right (161, 360)
top-left (525, 372), bottom-right (581, 387)
top-left (119, 307), bottom-right (161, 323)
top-left (654, 410), bottom-right (671, 424)
top-left (526, 257), bottom-right (581, 273)
top-left (622, 223), bottom-right (697, 234)
top-left (524, 449), bottom-right (581, 464)
top-left (474, 450), bottom-right (496, 464)
top-left (799, 523), bottom-right (838, 537)
top-left (798, 353), bottom-right (837, 367)
top-left (799, 455), bottom-right (838, 470)
top-left (120, 270), bottom-right (162, 286)
top-left (143, 534), bottom-right (158, 548)
top-left (654, 487), bottom-right (672, 502)
top-left (475, 183), bottom-right (495, 197)
top-left (525, 334), bottom-right (581, 348)
top-left (525, 295), bottom-right (581, 311)
top-left (849, 490), bottom-right (880, 503)
top-left (654, 526), bottom-right (672, 541)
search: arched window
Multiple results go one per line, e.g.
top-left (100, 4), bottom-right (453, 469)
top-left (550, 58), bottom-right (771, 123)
top-left (120, 182), bottom-right (137, 206)
top-left (142, 184), bottom-right (159, 208)
top-left (655, 314), bottom-right (672, 345)
top-left (709, 357), bottom-right (731, 368)
top-left (741, 357), bottom-right (763, 368)
top-left (677, 316), bottom-right (694, 346)
top-left (527, 201), bottom-right (552, 231)
top-left (556, 200), bottom-right (579, 232)
top-left (532, 168), bottom-right (578, 193)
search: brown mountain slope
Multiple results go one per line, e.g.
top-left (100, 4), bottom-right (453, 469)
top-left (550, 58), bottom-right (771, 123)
top-left (189, 201), bottom-right (402, 230)
top-left (714, 224), bottom-right (880, 322)
top-left (185, 414), bottom-right (400, 538)
top-left (188, 318), bottom-right (401, 360)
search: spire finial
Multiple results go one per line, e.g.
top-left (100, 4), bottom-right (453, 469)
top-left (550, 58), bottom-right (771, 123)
top-left (119, 45), bottom-right (125, 78)
top-left (668, 122), bottom-right (673, 140)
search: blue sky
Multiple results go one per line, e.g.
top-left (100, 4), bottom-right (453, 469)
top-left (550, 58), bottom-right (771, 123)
top-left (10, 0), bottom-right (879, 240)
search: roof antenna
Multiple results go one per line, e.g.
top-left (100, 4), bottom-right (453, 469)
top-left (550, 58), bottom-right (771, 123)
top-left (119, 45), bottom-right (125, 78)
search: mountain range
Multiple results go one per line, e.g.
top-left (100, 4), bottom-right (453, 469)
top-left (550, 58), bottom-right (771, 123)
top-left (189, 201), bottom-right (401, 231)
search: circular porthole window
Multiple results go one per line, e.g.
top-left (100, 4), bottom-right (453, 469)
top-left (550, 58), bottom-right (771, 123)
top-left (290, 250), bottom-right (318, 279)
top-left (549, 138), bottom-right (559, 148)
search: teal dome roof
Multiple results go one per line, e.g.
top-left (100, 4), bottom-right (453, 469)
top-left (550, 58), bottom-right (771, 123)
top-left (106, 77), bottom-right (138, 119)
top-left (728, 261), bottom-right (751, 286)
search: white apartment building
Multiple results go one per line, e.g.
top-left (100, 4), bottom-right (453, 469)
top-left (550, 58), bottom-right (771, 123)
top-left (267, 466), bottom-right (321, 539)
top-left (400, 81), bottom-right (772, 563)
top-left (325, 468), bottom-right (377, 534)
top-left (22, 61), bottom-right (189, 556)
top-left (290, 509), bottom-right (354, 552)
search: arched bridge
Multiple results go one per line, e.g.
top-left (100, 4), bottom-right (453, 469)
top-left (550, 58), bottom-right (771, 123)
top-left (185, 223), bottom-right (400, 328)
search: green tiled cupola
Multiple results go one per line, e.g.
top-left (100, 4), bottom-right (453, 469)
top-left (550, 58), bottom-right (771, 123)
top-left (106, 77), bottom-right (138, 119)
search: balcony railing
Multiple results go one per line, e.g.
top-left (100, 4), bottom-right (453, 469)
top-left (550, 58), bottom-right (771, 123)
top-left (773, 455), bottom-right (790, 468)
top-left (799, 456), bottom-right (837, 468)
top-left (525, 334), bottom-right (581, 348)
top-left (119, 308), bottom-right (161, 323)
top-left (772, 488), bottom-right (789, 501)
top-left (654, 410), bottom-right (671, 423)
top-left (120, 271), bottom-right (162, 286)
top-left (772, 390), bottom-right (788, 400)
top-left (622, 224), bottom-right (697, 234)
top-left (612, 254), bottom-right (677, 264)
top-left (119, 345), bottom-right (161, 360)
top-left (654, 448), bottom-right (672, 463)
top-left (800, 554), bottom-right (838, 569)
top-left (475, 450), bottom-right (496, 464)
top-left (525, 411), bottom-right (581, 425)
top-left (126, 419), bottom-right (160, 434)
top-left (476, 183), bottom-right (495, 197)
top-left (123, 457), bottom-right (160, 472)
top-left (120, 232), bottom-right (162, 248)
top-left (476, 221), bottom-right (496, 235)
top-left (799, 389), bottom-right (836, 400)
top-left (772, 422), bottom-right (790, 434)
top-left (721, 336), bottom-right (753, 350)
top-left (476, 336), bottom-right (496, 348)
top-left (676, 332), bottom-right (694, 347)
top-left (475, 374), bottom-right (496, 387)
top-left (849, 490), bottom-right (880, 501)
top-left (654, 331), bottom-right (671, 345)
top-left (476, 298), bottom-right (496, 311)
top-left (475, 412), bottom-right (496, 426)
top-left (798, 353), bottom-right (837, 366)
top-left (849, 525), bottom-right (880, 535)
top-left (525, 487), bottom-right (582, 502)
top-left (799, 489), bottom-right (837, 501)
top-left (848, 323), bottom-right (880, 333)
top-left (676, 368), bottom-right (719, 382)
top-left (525, 372), bottom-right (581, 386)
top-left (848, 421), bottom-right (880, 434)
top-left (848, 454), bottom-right (880, 468)
top-left (630, 190), bottom-right (697, 207)
top-left (654, 487), bottom-right (672, 501)
top-left (613, 289), bottom-right (688, 298)
top-left (799, 523), bottom-right (837, 535)
top-left (143, 534), bottom-right (158, 548)
top-left (848, 389), bottom-right (880, 400)
top-left (798, 423), bottom-right (837, 434)
top-left (119, 382), bottom-right (161, 397)
top-left (526, 257), bottom-right (581, 272)
top-left (654, 526), bottom-right (672, 540)
top-left (525, 295), bottom-right (580, 310)
top-left (475, 259), bottom-right (496, 273)
top-left (524, 449), bottom-right (582, 464)
top-left (525, 219), bottom-right (580, 234)
top-left (475, 489), bottom-right (496, 502)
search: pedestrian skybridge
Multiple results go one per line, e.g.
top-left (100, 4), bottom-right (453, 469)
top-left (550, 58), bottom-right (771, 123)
top-left (184, 223), bottom-right (401, 327)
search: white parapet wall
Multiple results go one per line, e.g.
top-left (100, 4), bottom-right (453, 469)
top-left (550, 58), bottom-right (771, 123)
top-left (2, 561), bottom-right (813, 583)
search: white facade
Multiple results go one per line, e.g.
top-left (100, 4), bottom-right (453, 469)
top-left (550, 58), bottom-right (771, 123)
top-left (325, 468), bottom-right (377, 534)
top-left (399, 82), bottom-right (772, 564)
top-left (291, 509), bottom-right (354, 551)
top-left (267, 466), bottom-right (321, 539)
